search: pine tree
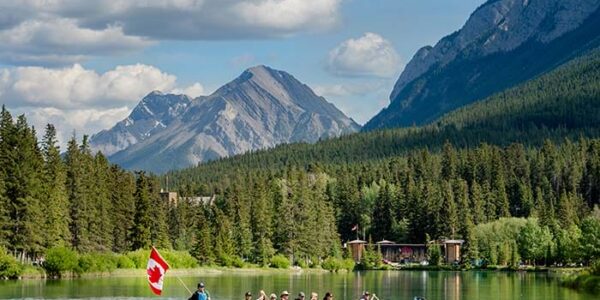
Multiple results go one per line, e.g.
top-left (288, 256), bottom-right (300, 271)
top-left (41, 124), bottom-right (70, 248)
top-left (372, 181), bottom-right (395, 241)
top-left (90, 153), bottom-right (113, 251)
top-left (250, 181), bottom-right (274, 265)
top-left (65, 136), bottom-right (89, 251)
top-left (110, 166), bottom-right (136, 252)
top-left (192, 205), bottom-right (215, 264)
top-left (7, 116), bottom-right (45, 257)
top-left (441, 180), bottom-right (458, 238)
top-left (131, 172), bottom-right (153, 250)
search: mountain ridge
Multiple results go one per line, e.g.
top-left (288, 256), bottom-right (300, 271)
top-left (90, 65), bottom-right (360, 173)
top-left (364, 0), bottom-right (600, 130)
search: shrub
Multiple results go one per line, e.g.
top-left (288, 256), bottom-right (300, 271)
top-left (125, 250), bottom-right (148, 269)
top-left (44, 247), bottom-right (78, 277)
top-left (76, 252), bottom-right (118, 274)
top-left (116, 255), bottom-right (136, 269)
top-left (270, 255), bottom-right (290, 269)
top-left (0, 247), bottom-right (22, 279)
top-left (161, 250), bottom-right (198, 268)
top-left (322, 257), bottom-right (342, 272)
top-left (591, 259), bottom-right (600, 276)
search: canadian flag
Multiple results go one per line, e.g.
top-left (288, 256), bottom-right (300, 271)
top-left (351, 224), bottom-right (358, 231)
top-left (147, 247), bottom-right (170, 295)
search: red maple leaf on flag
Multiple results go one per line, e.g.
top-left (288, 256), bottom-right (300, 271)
top-left (147, 265), bottom-right (162, 284)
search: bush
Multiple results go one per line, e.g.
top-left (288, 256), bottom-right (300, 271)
top-left (117, 255), bottom-right (136, 269)
top-left (44, 247), bottom-right (78, 277)
top-left (76, 252), bottom-right (118, 274)
top-left (322, 257), bottom-right (342, 272)
top-left (125, 250), bottom-right (149, 269)
top-left (591, 259), bottom-right (600, 276)
top-left (270, 255), bottom-right (290, 269)
top-left (161, 250), bottom-right (198, 268)
top-left (0, 247), bottom-right (22, 279)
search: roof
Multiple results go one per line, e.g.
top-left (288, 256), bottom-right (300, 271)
top-left (443, 239), bottom-right (465, 244)
top-left (347, 239), bottom-right (367, 244)
top-left (376, 240), bottom-right (395, 244)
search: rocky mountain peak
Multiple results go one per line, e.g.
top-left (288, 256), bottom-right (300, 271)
top-left (390, 0), bottom-right (600, 102)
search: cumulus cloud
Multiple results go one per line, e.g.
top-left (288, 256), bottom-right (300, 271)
top-left (0, 0), bottom-right (342, 65)
top-left (327, 32), bottom-right (402, 78)
top-left (12, 106), bottom-right (132, 150)
top-left (1, 64), bottom-right (177, 109)
top-left (171, 82), bottom-right (205, 98)
top-left (0, 18), bottom-right (152, 65)
top-left (1, 63), bottom-right (204, 146)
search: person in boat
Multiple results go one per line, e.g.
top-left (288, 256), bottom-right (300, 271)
top-left (281, 291), bottom-right (290, 300)
top-left (310, 292), bottom-right (318, 300)
top-left (298, 292), bottom-right (305, 300)
top-left (256, 290), bottom-right (268, 300)
top-left (245, 291), bottom-right (253, 300)
top-left (359, 291), bottom-right (370, 300)
top-left (322, 292), bottom-right (333, 300)
top-left (269, 293), bottom-right (277, 300)
top-left (188, 282), bottom-right (211, 300)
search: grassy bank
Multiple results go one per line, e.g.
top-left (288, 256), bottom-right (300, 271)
top-left (562, 272), bottom-right (600, 294)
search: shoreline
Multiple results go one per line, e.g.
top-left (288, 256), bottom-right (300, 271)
top-left (15, 265), bottom-right (585, 280)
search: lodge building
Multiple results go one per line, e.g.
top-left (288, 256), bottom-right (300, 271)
top-left (347, 239), bottom-right (464, 264)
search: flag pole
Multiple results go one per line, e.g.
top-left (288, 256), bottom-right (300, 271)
top-left (175, 275), bottom-right (193, 295)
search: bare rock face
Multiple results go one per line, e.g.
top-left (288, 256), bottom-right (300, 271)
top-left (391, 0), bottom-right (599, 102)
top-left (365, 0), bottom-right (600, 130)
top-left (89, 91), bottom-right (192, 156)
top-left (92, 66), bottom-right (360, 173)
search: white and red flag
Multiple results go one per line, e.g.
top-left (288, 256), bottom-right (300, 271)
top-left (147, 247), bottom-right (170, 295)
top-left (351, 224), bottom-right (358, 231)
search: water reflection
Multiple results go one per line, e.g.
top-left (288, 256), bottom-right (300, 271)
top-left (0, 271), bottom-right (592, 300)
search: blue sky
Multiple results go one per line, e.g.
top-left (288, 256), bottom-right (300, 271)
top-left (0, 0), bottom-right (484, 146)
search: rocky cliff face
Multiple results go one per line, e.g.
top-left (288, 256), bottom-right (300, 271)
top-left (89, 92), bottom-right (192, 156)
top-left (92, 66), bottom-right (360, 173)
top-left (365, 0), bottom-right (600, 130)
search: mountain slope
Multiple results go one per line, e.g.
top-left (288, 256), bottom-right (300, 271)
top-left (107, 66), bottom-right (360, 173)
top-left (166, 47), bottom-right (600, 181)
top-left (364, 0), bottom-right (600, 130)
top-left (89, 92), bottom-right (192, 156)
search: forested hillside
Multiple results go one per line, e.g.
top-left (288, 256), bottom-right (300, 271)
top-left (167, 48), bottom-right (600, 185)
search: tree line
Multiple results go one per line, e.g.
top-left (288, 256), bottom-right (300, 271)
top-left (1, 104), bottom-right (600, 268)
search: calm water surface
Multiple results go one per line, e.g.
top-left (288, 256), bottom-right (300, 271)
top-left (0, 271), bottom-right (597, 300)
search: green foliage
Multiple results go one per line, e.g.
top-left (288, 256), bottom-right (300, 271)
top-left (321, 255), bottom-right (355, 271)
top-left (427, 244), bottom-right (442, 267)
top-left (269, 254), bottom-right (290, 269)
top-left (580, 216), bottom-right (600, 262)
top-left (44, 247), bottom-right (78, 277)
top-left (0, 247), bottom-right (22, 279)
top-left (76, 252), bottom-right (118, 274)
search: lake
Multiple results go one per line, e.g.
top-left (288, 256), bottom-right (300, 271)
top-left (0, 270), bottom-right (596, 300)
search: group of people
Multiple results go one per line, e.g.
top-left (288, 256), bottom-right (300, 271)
top-left (244, 290), bottom-right (327, 300)
top-left (188, 282), bottom-right (378, 300)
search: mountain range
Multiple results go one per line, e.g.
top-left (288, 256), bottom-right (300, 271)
top-left (90, 66), bottom-right (360, 173)
top-left (364, 0), bottom-right (600, 130)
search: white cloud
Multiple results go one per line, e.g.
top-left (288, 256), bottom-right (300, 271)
top-left (234, 0), bottom-right (340, 31)
top-left (0, 0), bottom-right (343, 65)
top-left (327, 32), bottom-right (402, 78)
top-left (171, 82), bottom-right (205, 98)
top-left (314, 81), bottom-right (387, 98)
top-left (2, 64), bottom-right (177, 109)
top-left (13, 106), bottom-right (131, 150)
top-left (1, 63), bottom-right (204, 147)
top-left (0, 18), bottom-right (152, 65)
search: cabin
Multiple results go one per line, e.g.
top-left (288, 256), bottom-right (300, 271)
top-left (348, 239), bottom-right (464, 264)
top-left (159, 191), bottom-right (216, 207)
